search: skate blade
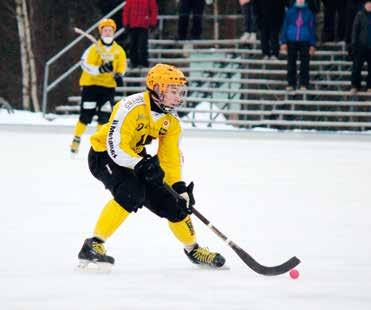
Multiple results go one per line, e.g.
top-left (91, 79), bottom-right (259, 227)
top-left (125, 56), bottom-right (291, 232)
top-left (77, 259), bottom-right (113, 273)
top-left (193, 264), bottom-right (230, 271)
top-left (70, 152), bottom-right (78, 159)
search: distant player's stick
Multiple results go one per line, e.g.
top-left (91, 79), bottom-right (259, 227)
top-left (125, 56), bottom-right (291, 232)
top-left (74, 27), bottom-right (113, 62)
top-left (74, 27), bottom-right (98, 44)
top-left (164, 183), bottom-right (301, 276)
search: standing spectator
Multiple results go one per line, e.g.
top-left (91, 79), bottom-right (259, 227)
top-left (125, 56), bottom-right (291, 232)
top-left (177, 0), bottom-right (213, 40)
top-left (280, 0), bottom-right (317, 91)
top-left (70, 19), bottom-right (127, 155)
top-left (239, 0), bottom-right (257, 42)
top-left (350, 0), bottom-right (371, 93)
top-left (122, 0), bottom-right (158, 68)
top-left (345, 0), bottom-right (366, 54)
top-left (254, 0), bottom-right (287, 60)
top-left (321, 0), bottom-right (347, 42)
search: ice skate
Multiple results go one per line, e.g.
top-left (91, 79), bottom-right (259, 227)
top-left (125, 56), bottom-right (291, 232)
top-left (70, 136), bottom-right (81, 155)
top-left (78, 238), bottom-right (114, 272)
top-left (185, 244), bottom-right (225, 268)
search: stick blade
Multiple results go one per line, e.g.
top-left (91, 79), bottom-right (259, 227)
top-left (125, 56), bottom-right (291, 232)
top-left (232, 244), bottom-right (301, 276)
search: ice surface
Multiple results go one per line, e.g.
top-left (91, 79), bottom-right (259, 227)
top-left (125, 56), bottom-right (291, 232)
top-left (1, 126), bottom-right (371, 309)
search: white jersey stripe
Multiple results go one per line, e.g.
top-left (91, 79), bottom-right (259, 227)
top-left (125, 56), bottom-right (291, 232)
top-left (106, 93), bottom-right (145, 169)
top-left (80, 46), bottom-right (100, 76)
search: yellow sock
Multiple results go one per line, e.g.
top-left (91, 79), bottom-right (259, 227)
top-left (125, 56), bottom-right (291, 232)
top-left (168, 216), bottom-right (196, 246)
top-left (93, 199), bottom-right (130, 241)
top-left (73, 121), bottom-right (87, 137)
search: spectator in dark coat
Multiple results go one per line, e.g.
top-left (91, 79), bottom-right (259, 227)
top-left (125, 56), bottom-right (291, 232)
top-left (122, 0), bottom-right (158, 68)
top-left (321, 0), bottom-right (347, 42)
top-left (254, 0), bottom-right (287, 59)
top-left (350, 0), bottom-right (371, 93)
top-left (280, 0), bottom-right (317, 90)
top-left (177, 0), bottom-right (213, 40)
top-left (345, 0), bottom-right (366, 52)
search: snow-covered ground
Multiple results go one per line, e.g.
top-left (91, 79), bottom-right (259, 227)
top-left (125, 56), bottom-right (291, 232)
top-left (1, 111), bottom-right (371, 309)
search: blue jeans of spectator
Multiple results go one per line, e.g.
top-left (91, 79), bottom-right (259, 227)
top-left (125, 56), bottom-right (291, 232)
top-left (241, 2), bottom-right (256, 33)
top-left (287, 41), bottom-right (310, 88)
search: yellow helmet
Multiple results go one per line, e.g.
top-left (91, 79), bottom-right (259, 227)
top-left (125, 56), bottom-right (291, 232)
top-left (146, 64), bottom-right (187, 93)
top-left (98, 18), bottom-right (117, 33)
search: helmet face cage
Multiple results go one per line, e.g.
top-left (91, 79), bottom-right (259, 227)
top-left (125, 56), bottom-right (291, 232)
top-left (146, 64), bottom-right (187, 112)
top-left (159, 85), bottom-right (188, 113)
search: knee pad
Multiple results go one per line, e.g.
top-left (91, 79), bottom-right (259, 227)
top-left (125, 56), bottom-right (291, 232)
top-left (112, 183), bottom-right (146, 213)
top-left (79, 112), bottom-right (93, 124)
top-left (167, 208), bottom-right (189, 223)
top-left (162, 198), bottom-right (189, 223)
top-left (145, 186), bottom-right (189, 222)
top-left (97, 111), bottom-right (110, 124)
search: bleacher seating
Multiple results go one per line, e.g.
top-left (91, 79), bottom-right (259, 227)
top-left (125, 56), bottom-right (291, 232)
top-left (63, 39), bottom-right (371, 131)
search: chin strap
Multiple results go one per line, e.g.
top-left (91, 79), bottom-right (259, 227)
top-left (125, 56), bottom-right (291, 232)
top-left (148, 88), bottom-right (172, 113)
top-left (100, 38), bottom-right (113, 47)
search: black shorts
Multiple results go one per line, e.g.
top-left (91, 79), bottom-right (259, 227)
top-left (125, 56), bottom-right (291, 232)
top-left (88, 148), bottom-right (188, 223)
top-left (79, 85), bottom-right (115, 125)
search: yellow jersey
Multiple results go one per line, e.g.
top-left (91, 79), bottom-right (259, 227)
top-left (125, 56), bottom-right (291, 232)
top-left (79, 40), bottom-right (127, 88)
top-left (90, 91), bottom-right (183, 186)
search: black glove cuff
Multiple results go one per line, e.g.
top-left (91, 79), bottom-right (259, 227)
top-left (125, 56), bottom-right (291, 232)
top-left (172, 181), bottom-right (187, 194)
top-left (133, 155), bottom-right (151, 175)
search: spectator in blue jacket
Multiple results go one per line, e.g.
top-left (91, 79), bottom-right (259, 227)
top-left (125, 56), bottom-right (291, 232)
top-left (280, 0), bottom-right (317, 91)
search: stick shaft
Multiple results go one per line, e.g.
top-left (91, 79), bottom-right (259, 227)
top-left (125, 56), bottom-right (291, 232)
top-left (74, 27), bottom-right (113, 63)
top-left (191, 207), bottom-right (231, 244)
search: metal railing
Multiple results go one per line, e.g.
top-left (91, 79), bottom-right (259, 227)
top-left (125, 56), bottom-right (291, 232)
top-left (41, 8), bottom-right (243, 117)
top-left (156, 14), bottom-right (242, 40)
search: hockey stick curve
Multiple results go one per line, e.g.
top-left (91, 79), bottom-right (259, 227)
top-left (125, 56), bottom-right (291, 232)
top-left (191, 206), bottom-right (301, 276)
top-left (164, 183), bottom-right (301, 276)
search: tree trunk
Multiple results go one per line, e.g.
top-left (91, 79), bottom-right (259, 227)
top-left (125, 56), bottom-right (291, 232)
top-left (22, 0), bottom-right (40, 112)
top-left (15, 0), bottom-right (30, 110)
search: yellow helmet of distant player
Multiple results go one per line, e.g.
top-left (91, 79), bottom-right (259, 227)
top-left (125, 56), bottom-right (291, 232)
top-left (98, 18), bottom-right (117, 33)
top-left (146, 64), bottom-right (187, 93)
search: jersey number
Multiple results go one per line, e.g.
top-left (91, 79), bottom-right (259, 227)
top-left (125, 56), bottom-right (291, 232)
top-left (136, 134), bottom-right (154, 147)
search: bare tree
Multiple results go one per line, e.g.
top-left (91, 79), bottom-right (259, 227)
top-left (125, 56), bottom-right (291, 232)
top-left (14, 0), bottom-right (39, 112)
top-left (15, 0), bottom-right (30, 110)
top-left (22, 0), bottom-right (40, 112)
